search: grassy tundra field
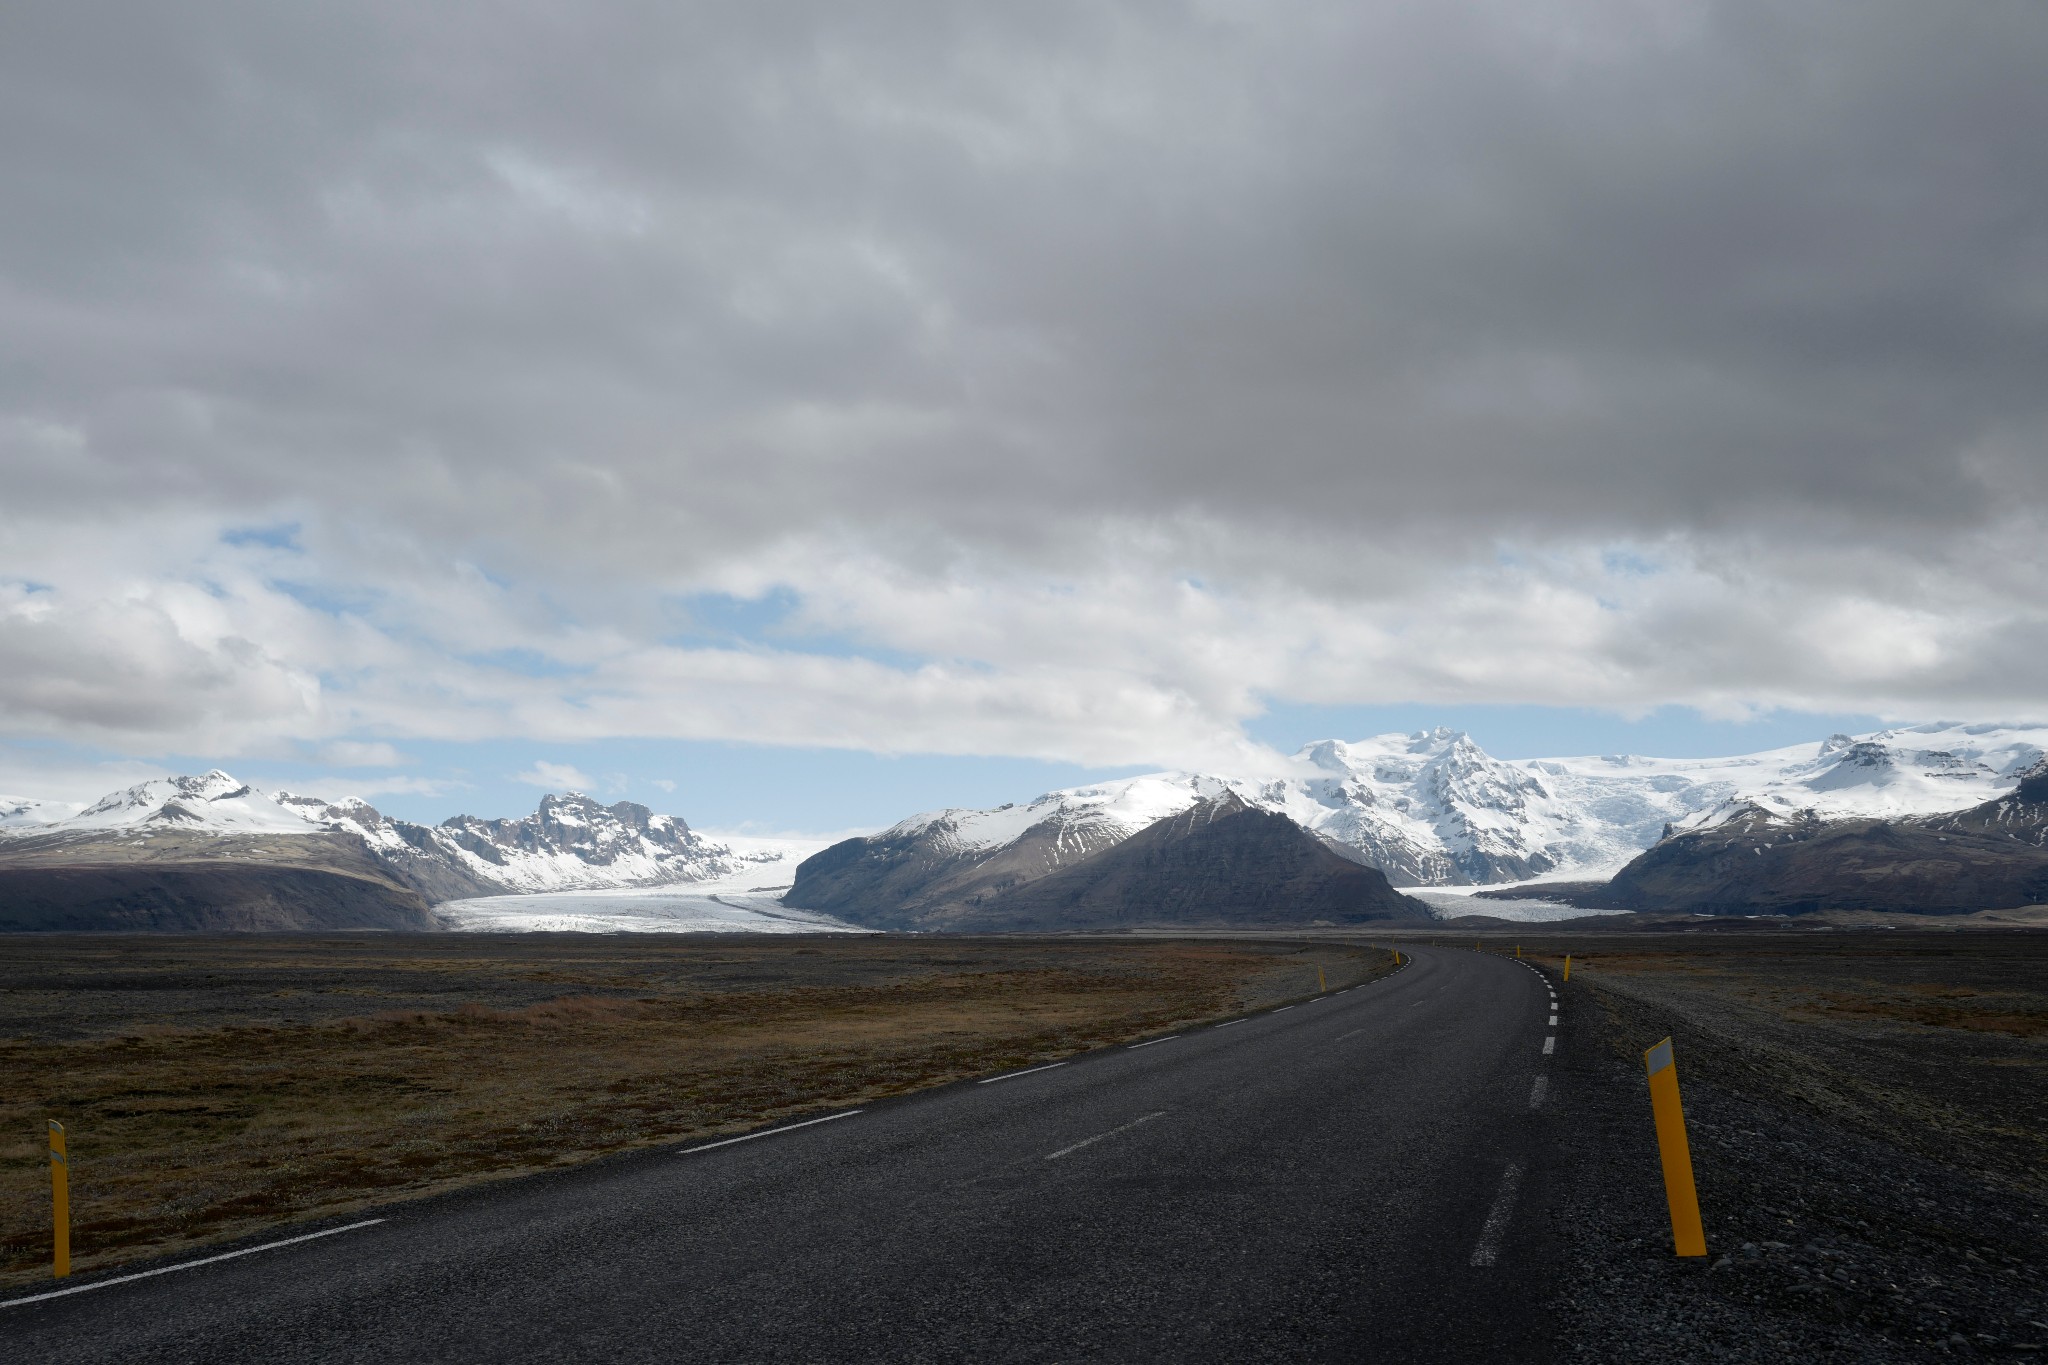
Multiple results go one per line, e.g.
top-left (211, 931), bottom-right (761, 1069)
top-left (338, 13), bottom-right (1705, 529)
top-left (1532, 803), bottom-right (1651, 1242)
top-left (0, 934), bottom-right (1381, 1288)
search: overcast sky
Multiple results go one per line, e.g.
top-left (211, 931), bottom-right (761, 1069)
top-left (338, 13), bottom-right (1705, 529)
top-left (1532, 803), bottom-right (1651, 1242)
top-left (3, 1), bottom-right (2044, 827)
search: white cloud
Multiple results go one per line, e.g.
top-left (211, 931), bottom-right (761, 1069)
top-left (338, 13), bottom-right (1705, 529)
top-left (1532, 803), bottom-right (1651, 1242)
top-left (513, 760), bottom-right (595, 792)
top-left (313, 740), bottom-right (409, 768)
top-left (314, 774), bottom-right (468, 801)
top-left (651, 778), bottom-right (676, 792)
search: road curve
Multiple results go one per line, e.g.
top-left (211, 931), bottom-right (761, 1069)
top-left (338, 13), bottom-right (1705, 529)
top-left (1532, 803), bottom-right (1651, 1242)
top-left (1, 946), bottom-right (1566, 1364)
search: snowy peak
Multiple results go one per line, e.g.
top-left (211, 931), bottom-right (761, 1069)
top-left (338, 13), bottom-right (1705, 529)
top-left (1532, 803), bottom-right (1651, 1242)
top-left (69, 770), bottom-right (321, 833)
top-left (5, 771), bottom-right (787, 900)
top-left (883, 774), bottom-right (1234, 857)
top-left (1677, 722), bottom-right (2047, 828)
top-left (426, 791), bottom-right (716, 886)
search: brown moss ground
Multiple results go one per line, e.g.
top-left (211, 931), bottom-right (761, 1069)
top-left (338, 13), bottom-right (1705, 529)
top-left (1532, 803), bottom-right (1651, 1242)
top-left (0, 934), bottom-right (1383, 1287)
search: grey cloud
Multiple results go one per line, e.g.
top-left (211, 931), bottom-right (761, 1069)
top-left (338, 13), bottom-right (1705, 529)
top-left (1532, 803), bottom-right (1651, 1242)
top-left (1, 0), bottom-right (2045, 763)
top-left (5, 0), bottom-right (2043, 569)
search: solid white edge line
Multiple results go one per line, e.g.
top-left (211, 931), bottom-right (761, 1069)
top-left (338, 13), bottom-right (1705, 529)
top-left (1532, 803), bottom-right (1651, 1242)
top-left (0, 1219), bottom-right (388, 1310)
top-left (977, 1062), bottom-right (1069, 1085)
top-left (677, 1109), bottom-right (863, 1154)
top-left (1127, 1035), bottom-right (1181, 1049)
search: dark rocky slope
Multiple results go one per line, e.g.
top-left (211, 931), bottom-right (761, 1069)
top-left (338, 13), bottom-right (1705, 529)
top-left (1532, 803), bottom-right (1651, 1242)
top-left (795, 795), bottom-right (1432, 931)
top-left (0, 829), bottom-right (440, 931)
top-left (1571, 762), bottom-right (2048, 915)
top-left (0, 863), bottom-right (437, 931)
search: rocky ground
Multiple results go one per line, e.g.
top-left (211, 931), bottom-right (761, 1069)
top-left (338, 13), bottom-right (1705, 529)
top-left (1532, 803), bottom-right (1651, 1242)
top-left (1535, 936), bottom-right (2048, 1361)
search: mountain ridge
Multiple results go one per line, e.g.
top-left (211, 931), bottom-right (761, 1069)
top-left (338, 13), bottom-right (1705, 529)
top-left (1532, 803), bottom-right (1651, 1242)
top-left (784, 722), bottom-right (2048, 922)
top-left (0, 771), bottom-right (790, 905)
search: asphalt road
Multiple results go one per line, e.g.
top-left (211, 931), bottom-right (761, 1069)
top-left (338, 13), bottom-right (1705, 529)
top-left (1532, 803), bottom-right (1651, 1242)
top-left (2, 945), bottom-right (1567, 1363)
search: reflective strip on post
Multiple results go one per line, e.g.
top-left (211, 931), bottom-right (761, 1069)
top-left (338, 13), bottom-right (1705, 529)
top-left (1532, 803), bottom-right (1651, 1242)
top-left (1642, 1038), bottom-right (1706, 1257)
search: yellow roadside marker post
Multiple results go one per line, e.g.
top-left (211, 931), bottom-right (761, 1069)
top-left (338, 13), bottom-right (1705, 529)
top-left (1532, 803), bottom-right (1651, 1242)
top-left (1642, 1039), bottom-right (1706, 1257)
top-left (49, 1119), bottom-right (70, 1278)
top-left (1516, 944), bottom-right (1522, 959)
top-left (1564, 954), bottom-right (1572, 982)
top-left (1318, 965), bottom-right (1327, 992)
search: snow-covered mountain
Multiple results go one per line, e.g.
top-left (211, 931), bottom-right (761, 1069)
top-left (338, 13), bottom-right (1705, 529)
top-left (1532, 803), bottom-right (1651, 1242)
top-left (0, 794), bottom-right (81, 829)
top-left (852, 722), bottom-right (2048, 890)
top-left (1, 770), bottom-right (796, 900)
top-left (66, 770), bottom-right (333, 833)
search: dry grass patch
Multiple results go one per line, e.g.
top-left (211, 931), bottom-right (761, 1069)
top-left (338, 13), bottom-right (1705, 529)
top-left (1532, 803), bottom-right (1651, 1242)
top-left (1792, 988), bottom-right (2048, 1038)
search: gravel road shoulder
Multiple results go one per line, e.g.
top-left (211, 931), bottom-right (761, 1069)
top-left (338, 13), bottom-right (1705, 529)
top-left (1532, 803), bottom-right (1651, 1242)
top-left (1541, 956), bottom-right (2047, 1362)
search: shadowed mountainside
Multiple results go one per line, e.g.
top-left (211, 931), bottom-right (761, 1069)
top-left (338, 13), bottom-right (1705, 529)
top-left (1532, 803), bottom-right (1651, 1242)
top-left (791, 794), bottom-right (1432, 931)
top-left (780, 809), bottom-right (1130, 925)
top-left (0, 830), bottom-right (438, 932)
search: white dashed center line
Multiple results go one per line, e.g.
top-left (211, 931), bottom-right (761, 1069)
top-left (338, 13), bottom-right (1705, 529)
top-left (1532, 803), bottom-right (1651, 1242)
top-left (1044, 1110), bottom-right (1168, 1161)
top-left (1128, 1035), bottom-right (1180, 1049)
top-left (1528, 1076), bottom-right (1549, 1109)
top-left (1469, 1163), bottom-right (1525, 1266)
top-left (1542, 1036), bottom-right (1556, 1055)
